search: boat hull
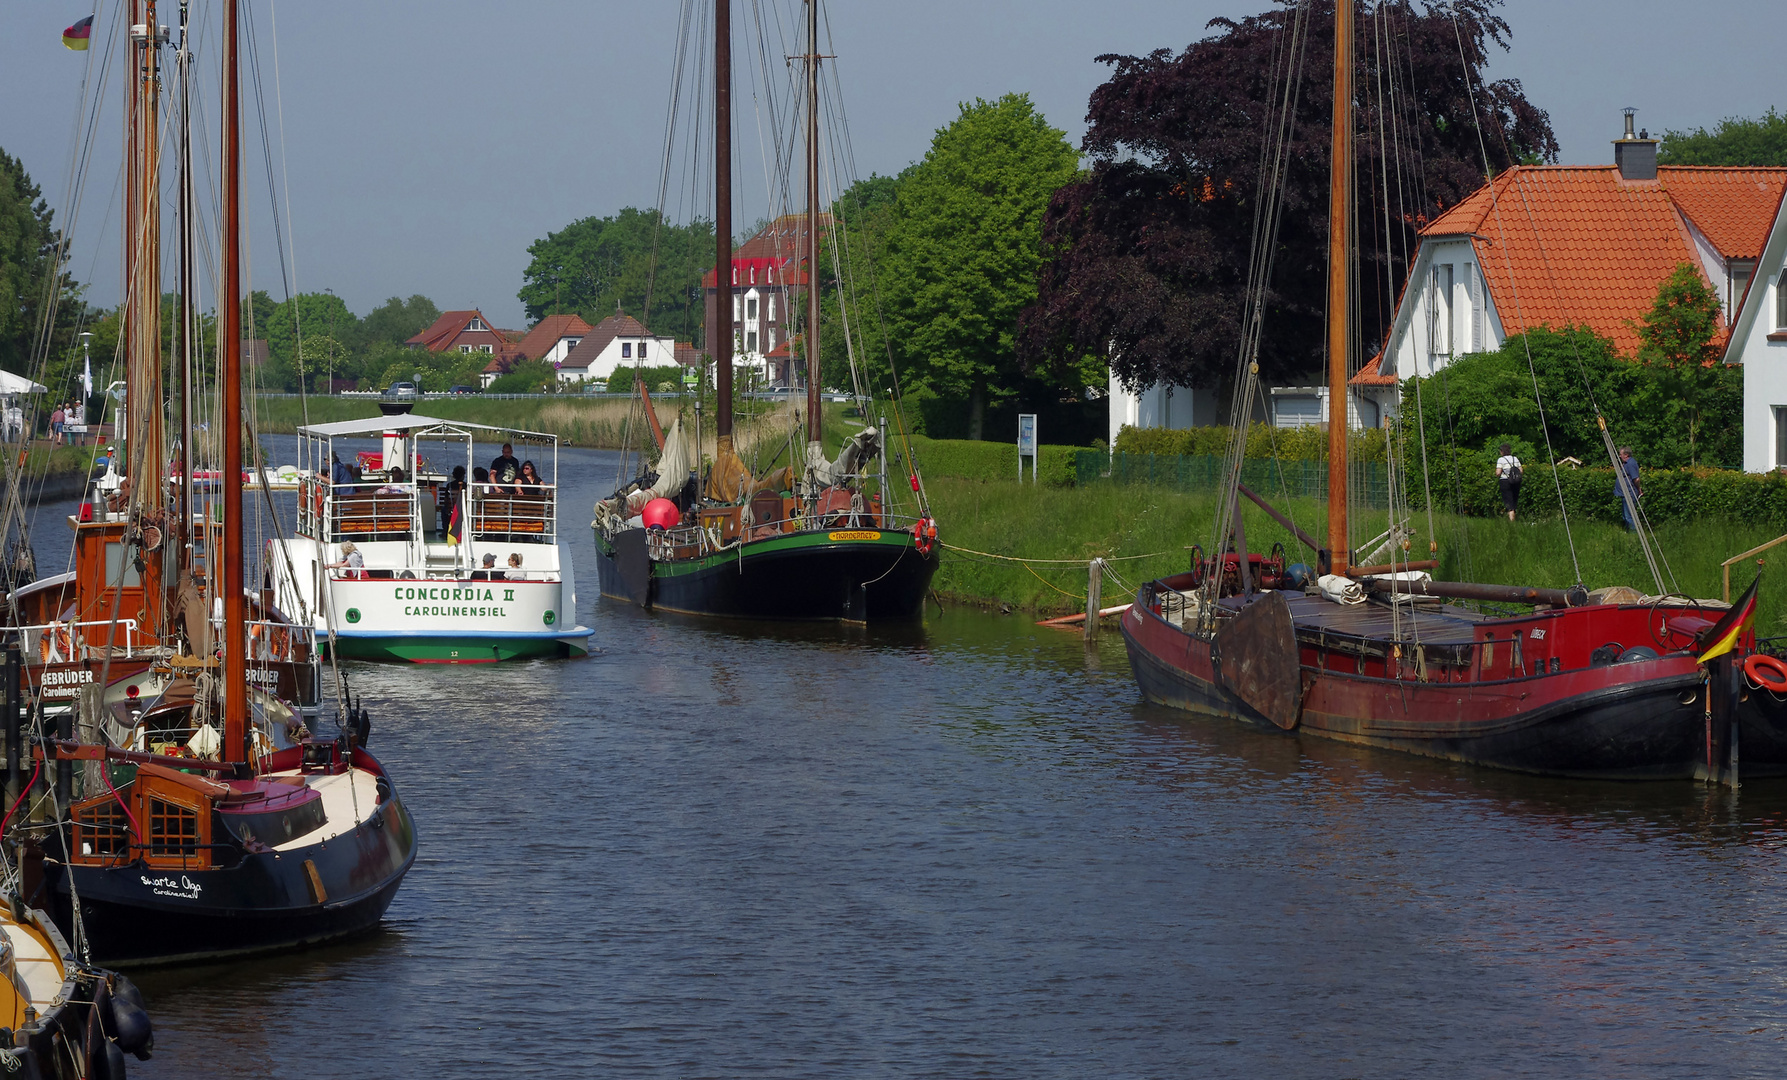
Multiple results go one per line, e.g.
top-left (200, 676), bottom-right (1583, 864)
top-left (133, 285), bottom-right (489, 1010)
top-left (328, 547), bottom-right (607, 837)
top-left (1121, 591), bottom-right (1710, 780)
top-left (593, 527), bottom-right (938, 622)
top-left (41, 756), bottom-right (418, 967)
top-left (326, 631), bottom-right (588, 663)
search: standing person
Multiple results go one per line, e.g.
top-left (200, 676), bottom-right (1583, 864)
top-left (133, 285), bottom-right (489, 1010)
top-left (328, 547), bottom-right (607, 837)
top-left (1618, 446), bottom-right (1642, 531)
top-left (49, 404), bottom-right (64, 445)
top-left (1493, 442), bottom-right (1523, 523)
top-left (488, 442), bottom-right (521, 493)
top-left (438, 465), bottom-right (466, 537)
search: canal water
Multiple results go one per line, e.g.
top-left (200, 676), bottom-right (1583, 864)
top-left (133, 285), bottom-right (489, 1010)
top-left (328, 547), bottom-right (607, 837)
top-left (24, 442), bottom-right (1787, 1077)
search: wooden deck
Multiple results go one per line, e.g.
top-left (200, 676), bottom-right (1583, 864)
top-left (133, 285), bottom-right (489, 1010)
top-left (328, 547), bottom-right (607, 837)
top-left (1222, 592), bottom-right (1485, 644)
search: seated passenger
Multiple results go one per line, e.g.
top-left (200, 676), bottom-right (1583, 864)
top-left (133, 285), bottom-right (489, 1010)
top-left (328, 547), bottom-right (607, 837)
top-left (518, 460), bottom-right (544, 495)
top-left (489, 443), bottom-right (522, 494)
top-left (506, 552), bottom-right (527, 581)
top-left (325, 541), bottom-right (365, 580)
top-left (376, 467), bottom-right (410, 495)
top-left (470, 552), bottom-right (502, 581)
top-left (331, 452), bottom-right (355, 490)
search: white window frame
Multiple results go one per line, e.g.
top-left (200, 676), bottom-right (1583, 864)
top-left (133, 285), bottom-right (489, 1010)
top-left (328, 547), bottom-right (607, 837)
top-left (1428, 263), bottom-right (1453, 357)
top-left (1776, 271), bottom-right (1787, 331)
top-left (467, 317), bottom-right (485, 331)
top-left (622, 342), bottom-right (632, 359)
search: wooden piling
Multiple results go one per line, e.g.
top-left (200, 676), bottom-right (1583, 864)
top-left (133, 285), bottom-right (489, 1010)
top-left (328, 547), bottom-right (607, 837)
top-left (1084, 558), bottom-right (1104, 642)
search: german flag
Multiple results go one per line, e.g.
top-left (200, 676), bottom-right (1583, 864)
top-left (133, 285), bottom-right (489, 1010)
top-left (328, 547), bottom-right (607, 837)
top-left (1697, 574), bottom-right (1760, 663)
top-left (62, 15), bottom-right (93, 51)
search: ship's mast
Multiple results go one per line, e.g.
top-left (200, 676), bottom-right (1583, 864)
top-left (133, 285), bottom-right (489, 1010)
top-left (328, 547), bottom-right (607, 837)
top-left (220, 0), bottom-right (247, 760)
top-left (1324, 0), bottom-right (1352, 575)
top-left (804, 0), bottom-right (821, 450)
top-left (128, 3), bottom-right (165, 507)
top-left (713, 0), bottom-right (732, 443)
top-left (177, 1), bottom-right (194, 546)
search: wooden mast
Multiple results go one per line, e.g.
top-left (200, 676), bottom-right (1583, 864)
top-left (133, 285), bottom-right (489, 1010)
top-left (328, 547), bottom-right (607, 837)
top-left (220, 0), bottom-right (247, 761)
top-left (177, 2), bottom-right (194, 544)
top-left (804, 0), bottom-right (821, 447)
top-left (129, 3), bottom-right (164, 506)
top-left (713, 0), bottom-right (732, 442)
top-left (1324, 0), bottom-right (1352, 575)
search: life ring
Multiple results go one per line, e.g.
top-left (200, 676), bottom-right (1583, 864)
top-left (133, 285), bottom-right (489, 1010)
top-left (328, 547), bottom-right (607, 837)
top-left (249, 622), bottom-right (268, 659)
top-left (1744, 653), bottom-right (1787, 693)
top-left (270, 625), bottom-right (291, 661)
top-left (912, 517), bottom-right (937, 556)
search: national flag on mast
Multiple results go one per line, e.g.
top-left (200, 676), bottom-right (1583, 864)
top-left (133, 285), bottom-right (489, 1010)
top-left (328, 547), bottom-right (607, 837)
top-left (81, 355), bottom-right (92, 399)
top-left (62, 15), bottom-right (93, 51)
top-left (1696, 574), bottom-right (1760, 664)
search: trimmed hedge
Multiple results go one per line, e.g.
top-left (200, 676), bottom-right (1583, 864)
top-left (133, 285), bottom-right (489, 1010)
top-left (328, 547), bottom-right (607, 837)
top-left (1077, 451), bottom-right (1394, 508)
top-left (906, 434), bottom-right (1089, 487)
top-left (1114, 422), bottom-right (1388, 463)
top-left (1415, 448), bottom-right (1787, 530)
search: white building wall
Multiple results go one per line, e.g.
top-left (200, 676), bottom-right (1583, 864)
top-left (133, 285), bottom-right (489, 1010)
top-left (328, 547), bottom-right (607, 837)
top-left (558, 335), bottom-right (679, 385)
top-left (1388, 238), bottom-right (1500, 383)
top-left (1106, 374), bottom-right (1211, 448)
top-left (1739, 262), bottom-right (1787, 471)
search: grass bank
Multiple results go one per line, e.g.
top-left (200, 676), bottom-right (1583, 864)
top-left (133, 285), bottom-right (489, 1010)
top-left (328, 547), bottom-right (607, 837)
top-left (925, 477), bottom-right (1787, 624)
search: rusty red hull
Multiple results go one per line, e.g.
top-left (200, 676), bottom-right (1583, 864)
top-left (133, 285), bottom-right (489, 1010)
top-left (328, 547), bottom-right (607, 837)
top-left (1121, 578), bottom-right (1717, 780)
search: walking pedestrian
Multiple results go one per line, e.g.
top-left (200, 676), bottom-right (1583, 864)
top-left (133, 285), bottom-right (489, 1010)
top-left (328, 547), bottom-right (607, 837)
top-left (1494, 442), bottom-right (1523, 522)
top-left (1617, 446), bottom-right (1642, 531)
top-left (49, 405), bottom-right (64, 445)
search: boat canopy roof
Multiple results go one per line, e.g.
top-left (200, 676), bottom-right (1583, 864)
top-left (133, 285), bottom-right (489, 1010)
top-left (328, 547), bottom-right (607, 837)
top-left (297, 413), bottom-right (555, 442)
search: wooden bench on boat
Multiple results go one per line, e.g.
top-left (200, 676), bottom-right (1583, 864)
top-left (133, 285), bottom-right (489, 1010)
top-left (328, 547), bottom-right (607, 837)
top-left (474, 494), bottom-right (553, 539)
top-left (331, 493), bottom-right (415, 537)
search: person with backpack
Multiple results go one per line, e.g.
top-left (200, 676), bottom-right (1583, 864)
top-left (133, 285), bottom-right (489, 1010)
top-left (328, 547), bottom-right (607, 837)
top-left (1617, 446), bottom-right (1642, 531)
top-left (1494, 442), bottom-right (1523, 522)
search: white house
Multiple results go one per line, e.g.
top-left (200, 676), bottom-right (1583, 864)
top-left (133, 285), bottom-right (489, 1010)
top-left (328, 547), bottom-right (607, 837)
top-left (555, 313), bottom-right (679, 386)
top-left (1358, 117), bottom-right (1787, 472)
top-left (1106, 378), bottom-right (1214, 446)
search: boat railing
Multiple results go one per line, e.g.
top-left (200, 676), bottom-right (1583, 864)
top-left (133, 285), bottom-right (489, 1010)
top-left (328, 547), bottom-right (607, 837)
top-left (303, 476), bottom-right (419, 542)
top-left (19, 618), bottom-right (143, 664)
top-left (469, 485), bottom-right (556, 543)
top-left (233, 619), bottom-right (312, 664)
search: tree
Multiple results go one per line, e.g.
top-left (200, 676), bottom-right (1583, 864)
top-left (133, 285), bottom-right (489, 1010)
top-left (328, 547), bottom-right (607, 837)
top-left (518, 208), bottom-right (713, 344)
top-left (818, 171), bottom-right (908, 394)
top-left (1019, 0), bottom-right (1558, 396)
top-left (0, 148), bottom-right (83, 382)
top-left (485, 359), bottom-right (555, 394)
top-left (1632, 263), bottom-right (1729, 466)
top-left (361, 294), bottom-right (438, 347)
top-left (877, 94), bottom-right (1079, 439)
top-left (262, 291), bottom-right (358, 391)
top-left (1659, 107), bottom-right (1787, 166)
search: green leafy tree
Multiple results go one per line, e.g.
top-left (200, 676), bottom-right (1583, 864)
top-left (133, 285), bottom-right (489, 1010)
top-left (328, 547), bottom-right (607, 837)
top-left (1659, 107), bottom-right (1787, 166)
top-left (1632, 262), bottom-right (1728, 466)
top-left (262, 291), bottom-right (358, 391)
top-left (817, 171), bottom-right (907, 395)
top-left (0, 148), bottom-right (84, 386)
top-left (361, 294), bottom-right (439, 347)
top-left (519, 208), bottom-right (713, 344)
top-left (877, 94), bottom-right (1079, 438)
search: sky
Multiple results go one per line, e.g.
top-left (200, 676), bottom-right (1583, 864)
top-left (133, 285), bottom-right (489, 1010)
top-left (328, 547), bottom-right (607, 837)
top-left (0, 0), bottom-right (1780, 333)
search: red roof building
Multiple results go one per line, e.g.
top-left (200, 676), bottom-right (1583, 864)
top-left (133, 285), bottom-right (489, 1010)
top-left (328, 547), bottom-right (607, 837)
top-left (405, 309), bottom-right (509, 355)
top-left (704, 213), bottom-right (830, 387)
top-left (1356, 125), bottom-right (1787, 454)
top-left (514, 313), bottom-right (594, 366)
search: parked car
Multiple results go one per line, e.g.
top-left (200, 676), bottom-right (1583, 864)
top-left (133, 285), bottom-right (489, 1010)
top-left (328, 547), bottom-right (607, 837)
top-left (384, 381), bottom-right (420, 400)
top-left (447, 384), bottom-right (480, 395)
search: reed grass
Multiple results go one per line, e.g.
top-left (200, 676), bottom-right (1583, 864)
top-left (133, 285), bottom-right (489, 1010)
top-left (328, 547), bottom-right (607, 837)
top-left (926, 477), bottom-right (1787, 625)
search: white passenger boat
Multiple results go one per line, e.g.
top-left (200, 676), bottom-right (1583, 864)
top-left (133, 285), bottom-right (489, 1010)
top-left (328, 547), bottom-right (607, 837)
top-left (268, 414), bottom-right (593, 663)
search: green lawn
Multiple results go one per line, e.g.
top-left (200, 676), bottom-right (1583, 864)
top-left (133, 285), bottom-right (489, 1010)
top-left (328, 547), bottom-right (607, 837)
top-left (925, 477), bottom-right (1787, 626)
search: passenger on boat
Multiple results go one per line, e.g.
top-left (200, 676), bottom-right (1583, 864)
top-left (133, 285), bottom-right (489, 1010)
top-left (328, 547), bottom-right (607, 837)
top-left (326, 541), bottom-right (366, 580)
top-left (331, 452), bottom-right (356, 489)
top-left (376, 467), bottom-right (410, 495)
top-left (473, 466), bottom-right (490, 494)
top-left (518, 460), bottom-right (543, 495)
top-left (489, 443), bottom-right (521, 493)
top-left (471, 552), bottom-right (501, 581)
top-left (506, 552), bottom-right (526, 580)
top-left (438, 465), bottom-right (466, 535)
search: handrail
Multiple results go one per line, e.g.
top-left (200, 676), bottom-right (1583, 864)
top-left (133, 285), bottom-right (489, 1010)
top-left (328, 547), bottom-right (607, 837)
top-left (1722, 534), bottom-right (1785, 602)
top-left (17, 619), bottom-right (141, 660)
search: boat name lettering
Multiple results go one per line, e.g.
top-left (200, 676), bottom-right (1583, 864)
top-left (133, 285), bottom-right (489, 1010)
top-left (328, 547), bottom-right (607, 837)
top-left (394, 587), bottom-right (497, 602)
top-left (504, 589), bottom-right (515, 601)
top-left (1530, 628), bottom-right (1545, 640)
top-left (403, 606), bottom-right (508, 619)
top-left (827, 531), bottom-right (880, 541)
top-left (39, 669), bottom-right (95, 687)
top-left (140, 873), bottom-right (201, 900)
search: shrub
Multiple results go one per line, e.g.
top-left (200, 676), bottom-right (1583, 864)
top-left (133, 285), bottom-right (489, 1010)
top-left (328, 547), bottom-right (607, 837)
top-left (1113, 422), bottom-right (1386, 463)
top-left (906, 434), bottom-right (1088, 487)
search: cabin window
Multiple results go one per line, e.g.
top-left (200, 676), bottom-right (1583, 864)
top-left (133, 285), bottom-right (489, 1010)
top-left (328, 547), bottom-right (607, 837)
top-left (622, 343), bottom-right (632, 359)
top-left (104, 542), bottom-right (142, 588)
top-left (72, 799), bottom-right (128, 858)
top-left (1428, 263), bottom-right (1453, 357)
top-left (148, 797), bottom-right (198, 858)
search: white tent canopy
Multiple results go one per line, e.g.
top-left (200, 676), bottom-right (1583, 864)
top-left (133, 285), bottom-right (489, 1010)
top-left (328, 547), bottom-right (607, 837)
top-left (0, 370), bottom-right (47, 394)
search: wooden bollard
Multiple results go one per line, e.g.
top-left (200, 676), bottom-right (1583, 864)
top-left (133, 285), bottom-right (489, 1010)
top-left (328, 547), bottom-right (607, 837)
top-left (1084, 558), bottom-right (1104, 642)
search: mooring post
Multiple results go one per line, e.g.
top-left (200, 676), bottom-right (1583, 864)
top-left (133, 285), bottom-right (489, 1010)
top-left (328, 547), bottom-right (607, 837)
top-left (1084, 558), bottom-right (1104, 642)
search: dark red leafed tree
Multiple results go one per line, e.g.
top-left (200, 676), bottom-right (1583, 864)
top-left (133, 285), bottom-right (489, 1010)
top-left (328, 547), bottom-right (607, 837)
top-left (1018, 0), bottom-right (1557, 394)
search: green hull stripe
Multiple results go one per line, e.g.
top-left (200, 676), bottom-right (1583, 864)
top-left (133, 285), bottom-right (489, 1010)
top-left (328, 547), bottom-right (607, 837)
top-left (629, 530), bottom-right (916, 579)
top-left (327, 635), bottom-right (585, 664)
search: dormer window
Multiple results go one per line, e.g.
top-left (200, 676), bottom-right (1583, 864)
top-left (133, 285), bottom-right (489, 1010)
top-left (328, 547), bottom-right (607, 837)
top-left (566, 338), bottom-right (581, 348)
top-left (467, 317), bottom-right (485, 331)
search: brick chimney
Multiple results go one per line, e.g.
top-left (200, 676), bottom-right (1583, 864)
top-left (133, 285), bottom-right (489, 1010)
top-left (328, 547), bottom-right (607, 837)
top-left (1614, 108), bottom-right (1658, 181)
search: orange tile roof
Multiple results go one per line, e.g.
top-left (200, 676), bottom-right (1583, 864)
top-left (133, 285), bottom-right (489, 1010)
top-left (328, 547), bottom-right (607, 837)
top-left (1420, 165), bottom-right (1787, 357)
top-left (405, 309), bottom-right (502, 353)
top-left (514, 313), bottom-right (594, 362)
top-left (1658, 167), bottom-right (1787, 259)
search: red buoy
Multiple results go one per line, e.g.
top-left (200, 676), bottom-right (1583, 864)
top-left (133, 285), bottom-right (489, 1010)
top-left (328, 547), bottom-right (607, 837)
top-left (641, 498), bottom-right (680, 530)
